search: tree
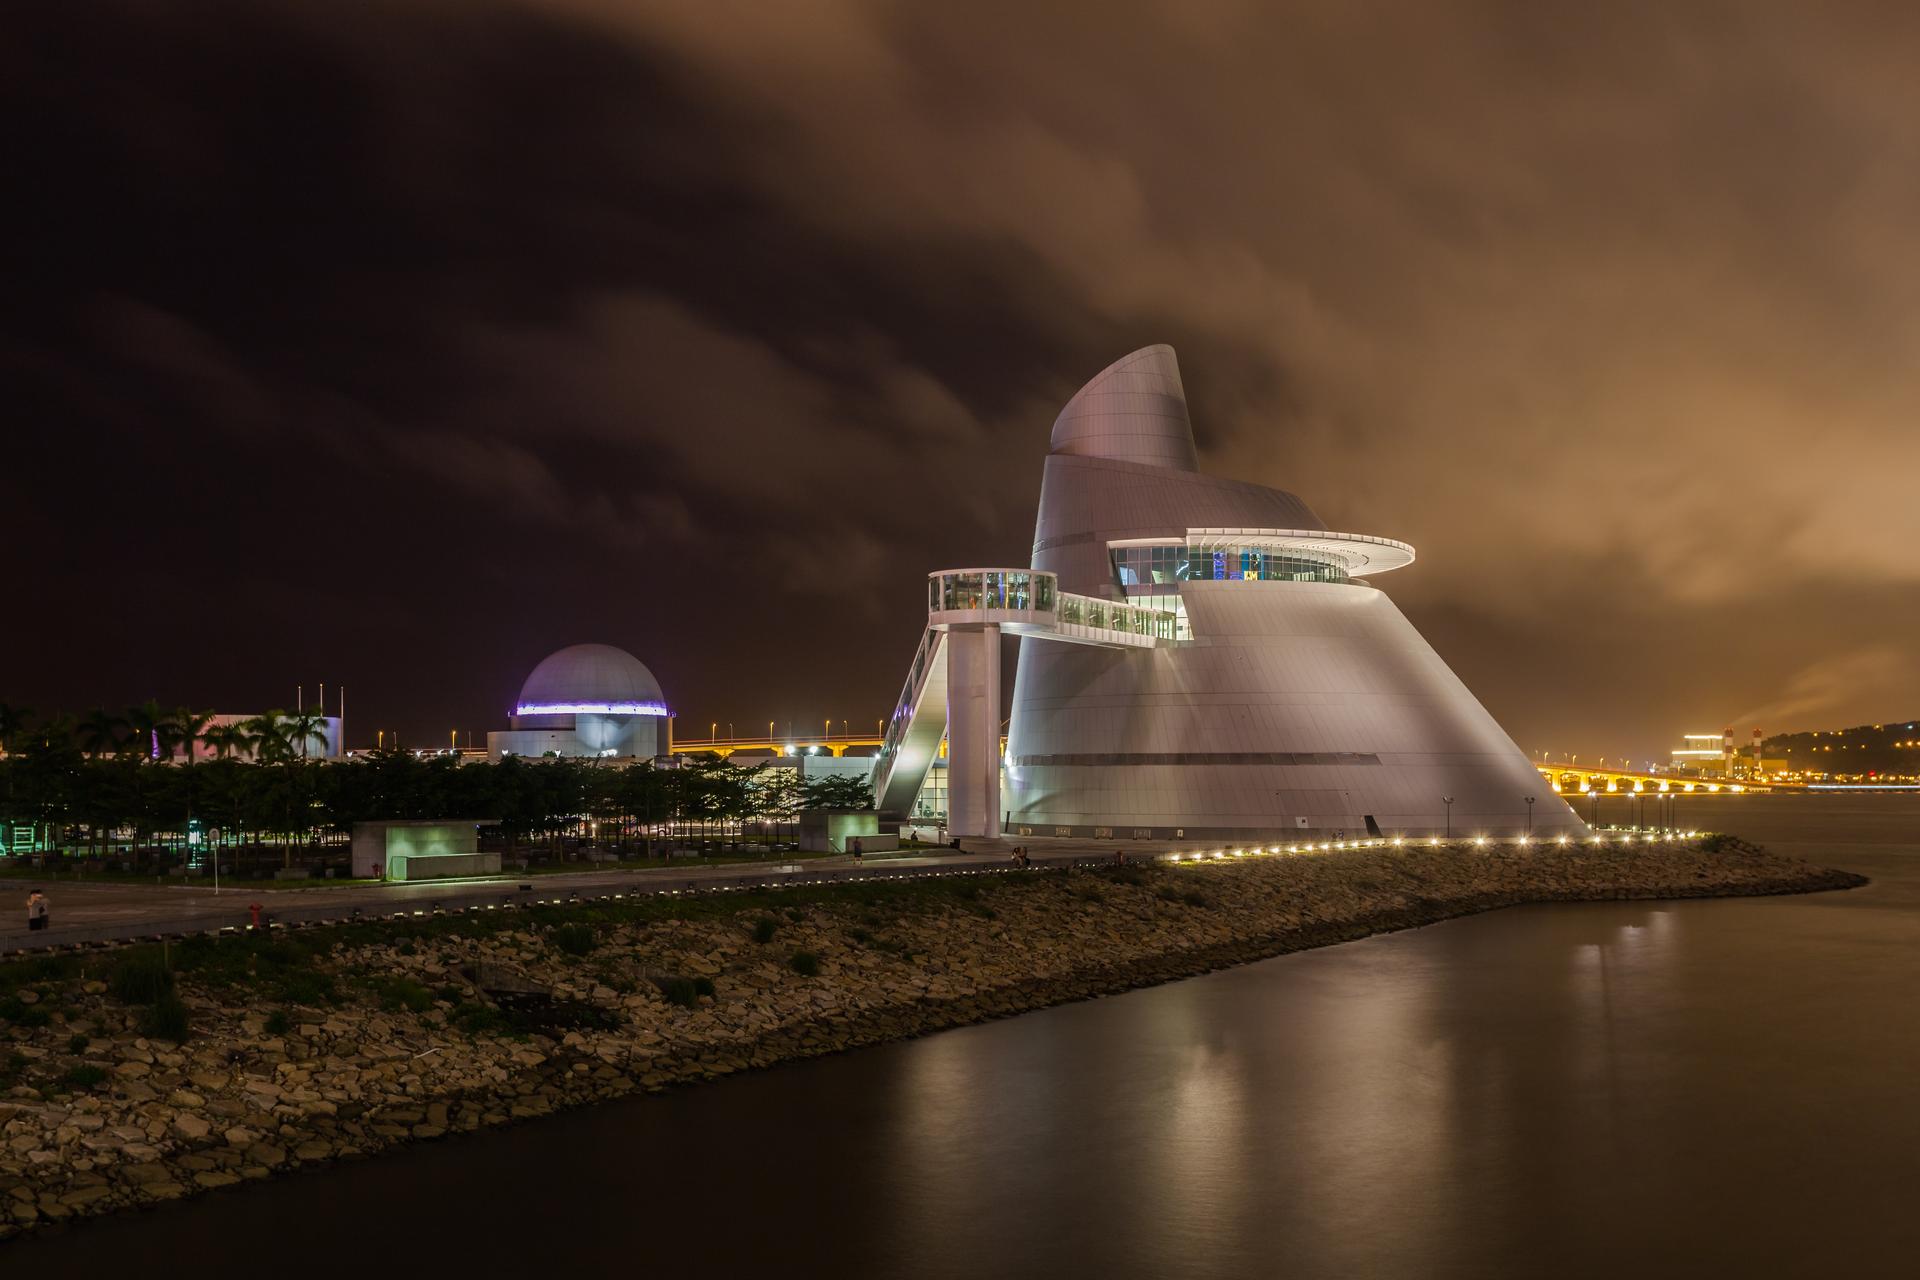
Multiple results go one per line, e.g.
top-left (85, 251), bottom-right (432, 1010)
top-left (172, 708), bottom-right (216, 765)
top-left (124, 699), bottom-right (176, 763)
top-left (202, 722), bottom-right (247, 760)
top-left (243, 710), bottom-right (295, 763)
top-left (0, 702), bottom-right (31, 755)
top-left (77, 708), bottom-right (126, 758)
top-left (171, 708), bottom-right (217, 858)
top-left (803, 773), bottom-right (875, 811)
top-left (282, 709), bottom-right (329, 761)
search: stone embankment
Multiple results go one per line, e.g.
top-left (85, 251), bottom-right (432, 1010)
top-left (0, 838), bottom-right (1863, 1239)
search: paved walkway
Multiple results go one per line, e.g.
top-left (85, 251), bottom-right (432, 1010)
top-left (0, 838), bottom-right (1183, 954)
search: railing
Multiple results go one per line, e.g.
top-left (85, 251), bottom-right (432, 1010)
top-left (873, 623), bottom-right (943, 789)
top-left (927, 568), bottom-right (1177, 648)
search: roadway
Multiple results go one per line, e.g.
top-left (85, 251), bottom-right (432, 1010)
top-left (0, 839), bottom-right (1164, 955)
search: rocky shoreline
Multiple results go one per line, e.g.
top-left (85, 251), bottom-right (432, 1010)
top-left (0, 837), bottom-right (1864, 1240)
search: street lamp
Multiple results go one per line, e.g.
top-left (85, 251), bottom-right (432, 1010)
top-left (768, 720), bottom-right (775, 743)
top-left (1442, 796), bottom-right (1454, 839)
top-left (1525, 795), bottom-right (1535, 834)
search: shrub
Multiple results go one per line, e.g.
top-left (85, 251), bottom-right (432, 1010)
top-left (789, 950), bottom-right (820, 977)
top-left (269, 968), bottom-right (337, 1007)
top-left (374, 978), bottom-right (435, 1014)
top-left (751, 917), bottom-right (778, 944)
top-left (0, 997), bottom-right (50, 1028)
top-left (551, 924), bottom-right (598, 957)
top-left (67, 1033), bottom-right (89, 1054)
top-left (263, 1010), bottom-right (291, 1036)
top-left (59, 1064), bottom-right (108, 1091)
top-left (0, 1053), bottom-right (26, 1087)
top-left (109, 952), bottom-right (175, 1005)
top-left (140, 993), bottom-right (192, 1043)
top-left (693, 977), bottom-right (715, 999)
top-left (436, 984), bottom-right (466, 1005)
top-left (658, 977), bottom-right (699, 1008)
top-left (450, 1002), bottom-right (510, 1035)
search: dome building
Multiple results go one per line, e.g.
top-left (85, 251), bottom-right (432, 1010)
top-left (486, 643), bottom-right (670, 760)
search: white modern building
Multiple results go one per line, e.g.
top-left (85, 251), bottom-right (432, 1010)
top-left (872, 345), bottom-right (1585, 841)
top-left (486, 643), bottom-right (670, 760)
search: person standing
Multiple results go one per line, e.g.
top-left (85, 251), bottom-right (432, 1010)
top-left (26, 890), bottom-right (49, 932)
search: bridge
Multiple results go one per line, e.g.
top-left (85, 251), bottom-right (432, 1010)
top-left (667, 730), bottom-right (883, 759)
top-left (1535, 763), bottom-right (1766, 794)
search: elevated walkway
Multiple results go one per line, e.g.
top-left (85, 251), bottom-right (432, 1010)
top-left (870, 570), bottom-right (1179, 832)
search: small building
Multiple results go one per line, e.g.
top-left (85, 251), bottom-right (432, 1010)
top-left (351, 820), bottom-right (500, 882)
top-left (798, 810), bottom-right (898, 854)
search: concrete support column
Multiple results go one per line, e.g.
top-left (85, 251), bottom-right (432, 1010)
top-left (945, 624), bottom-right (1001, 838)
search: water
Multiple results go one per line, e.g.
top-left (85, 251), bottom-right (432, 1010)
top-left (10, 795), bottom-right (1920, 1277)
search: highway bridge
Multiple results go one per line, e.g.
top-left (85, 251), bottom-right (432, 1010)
top-left (1535, 763), bottom-right (1767, 794)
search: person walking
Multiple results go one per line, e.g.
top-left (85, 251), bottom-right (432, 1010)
top-left (26, 890), bottom-right (49, 932)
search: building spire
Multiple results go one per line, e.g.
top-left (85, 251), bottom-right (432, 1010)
top-left (1048, 344), bottom-right (1198, 471)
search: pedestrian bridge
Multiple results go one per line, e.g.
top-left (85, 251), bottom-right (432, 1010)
top-left (871, 570), bottom-right (1180, 822)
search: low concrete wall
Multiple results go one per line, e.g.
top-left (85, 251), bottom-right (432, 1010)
top-left (390, 852), bottom-right (501, 882)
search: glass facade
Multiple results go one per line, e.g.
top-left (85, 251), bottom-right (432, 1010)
top-left (1111, 541), bottom-right (1351, 587)
top-left (928, 571), bottom-right (1057, 614)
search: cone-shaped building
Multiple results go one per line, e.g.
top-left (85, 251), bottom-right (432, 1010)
top-left (1002, 345), bottom-right (1581, 840)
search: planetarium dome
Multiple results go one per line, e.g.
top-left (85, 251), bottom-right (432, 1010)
top-left (487, 643), bottom-right (671, 761)
top-left (515, 643), bottom-right (666, 717)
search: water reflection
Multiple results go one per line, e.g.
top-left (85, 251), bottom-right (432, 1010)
top-left (9, 796), bottom-right (1920, 1278)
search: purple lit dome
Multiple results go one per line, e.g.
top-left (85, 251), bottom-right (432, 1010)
top-left (514, 644), bottom-right (668, 718)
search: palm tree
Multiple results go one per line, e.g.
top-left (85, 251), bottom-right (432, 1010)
top-left (281, 709), bottom-right (329, 760)
top-left (244, 710), bottom-right (295, 764)
top-left (172, 707), bottom-right (216, 766)
top-left (172, 708), bottom-right (216, 861)
top-left (202, 722), bottom-right (246, 760)
top-left (77, 708), bottom-right (126, 758)
top-left (125, 699), bottom-right (175, 763)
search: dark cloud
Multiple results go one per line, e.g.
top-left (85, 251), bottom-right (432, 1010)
top-left (4, 0), bottom-right (1915, 758)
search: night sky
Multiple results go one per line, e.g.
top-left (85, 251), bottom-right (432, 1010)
top-left (6, 1), bottom-right (1917, 761)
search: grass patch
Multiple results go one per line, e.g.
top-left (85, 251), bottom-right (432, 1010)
top-left (0, 997), bottom-right (51, 1028)
top-left (140, 993), bottom-right (191, 1042)
top-left (67, 1033), bottom-right (90, 1054)
top-left (550, 923), bottom-right (598, 956)
top-left (751, 916), bottom-right (778, 944)
top-left (449, 1001), bottom-right (512, 1036)
top-left (58, 1064), bottom-right (108, 1091)
top-left (790, 950), bottom-right (820, 977)
top-left (171, 934), bottom-right (338, 1006)
top-left (654, 974), bottom-right (715, 1009)
top-left (372, 978), bottom-right (435, 1013)
top-left (263, 1010), bottom-right (291, 1036)
top-left (108, 952), bottom-right (175, 1004)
